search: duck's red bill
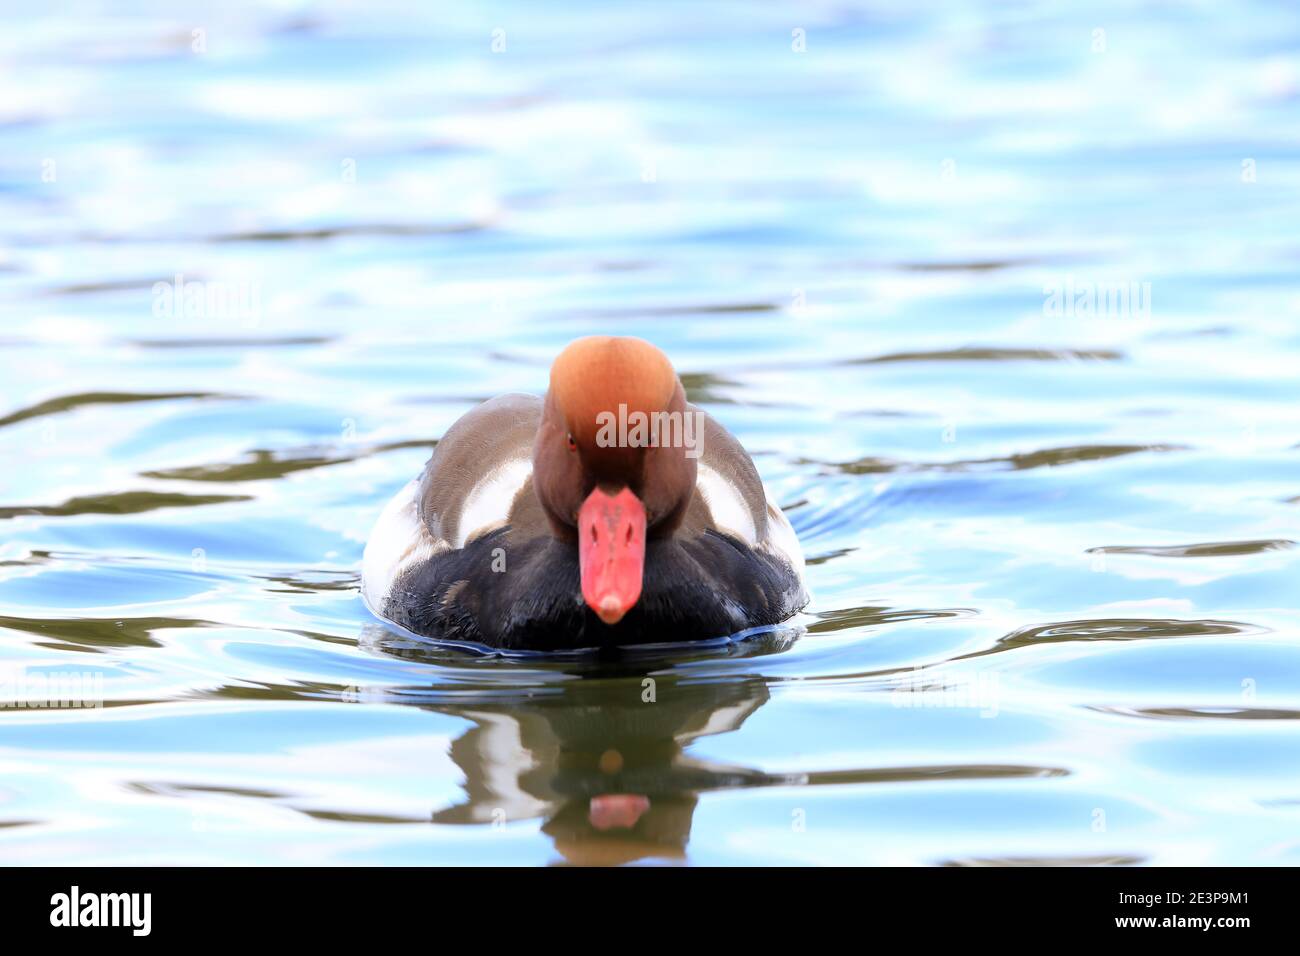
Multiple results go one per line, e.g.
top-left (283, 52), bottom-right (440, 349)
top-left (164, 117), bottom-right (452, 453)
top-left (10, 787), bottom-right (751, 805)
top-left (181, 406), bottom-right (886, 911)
top-left (578, 486), bottom-right (646, 625)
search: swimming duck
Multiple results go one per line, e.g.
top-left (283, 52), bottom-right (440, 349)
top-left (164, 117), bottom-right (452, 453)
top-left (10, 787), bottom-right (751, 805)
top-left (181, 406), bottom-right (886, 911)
top-left (361, 336), bottom-right (806, 650)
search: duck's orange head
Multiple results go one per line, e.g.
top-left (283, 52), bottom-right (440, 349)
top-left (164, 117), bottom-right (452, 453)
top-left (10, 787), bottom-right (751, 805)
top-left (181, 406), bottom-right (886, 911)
top-left (532, 336), bottom-right (697, 625)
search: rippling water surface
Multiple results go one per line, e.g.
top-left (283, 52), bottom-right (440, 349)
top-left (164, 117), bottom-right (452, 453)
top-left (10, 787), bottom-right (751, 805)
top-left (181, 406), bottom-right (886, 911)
top-left (2, 1), bottom-right (1299, 865)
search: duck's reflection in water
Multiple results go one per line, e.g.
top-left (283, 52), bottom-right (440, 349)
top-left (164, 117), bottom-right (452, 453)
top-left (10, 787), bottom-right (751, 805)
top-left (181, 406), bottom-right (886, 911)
top-left (435, 673), bottom-right (788, 864)
top-left (363, 624), bottom-right (802, 864)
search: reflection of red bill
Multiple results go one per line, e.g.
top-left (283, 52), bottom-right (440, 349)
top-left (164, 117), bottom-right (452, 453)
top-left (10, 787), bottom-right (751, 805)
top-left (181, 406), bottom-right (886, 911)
top-left (589, 794), bottom-right (651, 830)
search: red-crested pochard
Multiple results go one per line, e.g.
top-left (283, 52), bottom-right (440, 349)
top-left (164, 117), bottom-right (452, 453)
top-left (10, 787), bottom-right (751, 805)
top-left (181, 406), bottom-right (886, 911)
top-left (362, 336), bottom-right (807, 650)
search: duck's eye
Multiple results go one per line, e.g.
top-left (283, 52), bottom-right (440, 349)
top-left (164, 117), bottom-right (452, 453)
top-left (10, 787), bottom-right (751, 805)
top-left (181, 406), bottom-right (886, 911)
top-left (565, 432), bottom-right (577, 452)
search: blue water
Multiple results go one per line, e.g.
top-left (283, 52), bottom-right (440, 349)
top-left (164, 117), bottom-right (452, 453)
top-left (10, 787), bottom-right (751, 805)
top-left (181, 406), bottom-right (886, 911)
top-left (1, 0), bottom-right (1299, 864)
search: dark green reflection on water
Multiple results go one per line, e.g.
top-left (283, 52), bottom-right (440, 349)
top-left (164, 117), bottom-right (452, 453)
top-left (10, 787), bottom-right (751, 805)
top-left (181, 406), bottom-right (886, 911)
top-left (0, 613), bottom-right (207, 652)
top-left (0, 491), bottom-right (252, 520)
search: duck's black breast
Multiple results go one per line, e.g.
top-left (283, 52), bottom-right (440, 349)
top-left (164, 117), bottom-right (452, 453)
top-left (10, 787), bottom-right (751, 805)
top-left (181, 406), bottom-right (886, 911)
top-left (384, 523), bottom-right (803, 651)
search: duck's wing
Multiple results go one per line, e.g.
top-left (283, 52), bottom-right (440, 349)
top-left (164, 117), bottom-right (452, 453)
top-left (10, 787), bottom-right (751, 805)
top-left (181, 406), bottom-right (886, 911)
top-left (361, 393), bottom-right (543, 615)
top-left (686, 404), bottom-right (806, 581)
top-left (417, 392), bottom-right (544, 548)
